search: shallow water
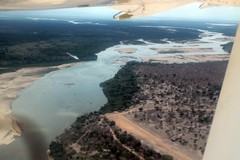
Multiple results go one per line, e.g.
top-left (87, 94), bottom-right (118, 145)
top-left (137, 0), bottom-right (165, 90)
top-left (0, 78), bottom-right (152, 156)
top-left (0, 28), bottom-right (232, 160)
top-left (1, 61), bottom-right (120, 160)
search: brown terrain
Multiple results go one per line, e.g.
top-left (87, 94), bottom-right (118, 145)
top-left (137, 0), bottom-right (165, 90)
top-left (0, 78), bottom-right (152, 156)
top-left (107, 112), bottom-right (192, 160)
top-left (0, 62), bottom-right (82, 146)
top-left (49, 61), bottom-right (228, 160)
top-left (49, 113), bottom-right (168, 160)
top-left (108, 61), bottom-right (228, 160)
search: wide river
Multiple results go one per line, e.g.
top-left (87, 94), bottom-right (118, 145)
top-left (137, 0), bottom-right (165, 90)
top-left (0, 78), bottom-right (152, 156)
top-left (0, 27), bottom-right (233, 160)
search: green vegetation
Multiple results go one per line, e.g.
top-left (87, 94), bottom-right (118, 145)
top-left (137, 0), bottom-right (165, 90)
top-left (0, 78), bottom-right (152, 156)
top-left (99, 62), bottom-right (139, 113)
top-left (49, 141), bottom-right (67, 160)
top-left (221, 42), bottom-right (233, 53)
top-left (162, 155), bottom-right (174, 160)
top-left (49, 62), bottom-right (174, 160)
top-left (130, 61), bottom-right (227, 154)
top-left (0, 19), bottom-right (208, 69)
top-left (0, 37), bottom-right (117, 67)
top-left (50, 113), bottom-right (166, 160)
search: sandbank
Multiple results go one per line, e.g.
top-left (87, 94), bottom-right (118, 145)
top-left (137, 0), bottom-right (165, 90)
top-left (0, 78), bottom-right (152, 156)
top-left (142, 54), bottom-right (229, 63)
top-left (116, 48), bottom-right (137, 54)
top-left (0, 62), bottom-right (81, 145)
top-left (150, 47), bottom-right (214, 54)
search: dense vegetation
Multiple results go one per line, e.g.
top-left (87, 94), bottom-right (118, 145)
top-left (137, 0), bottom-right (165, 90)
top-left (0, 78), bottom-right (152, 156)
top-left (41, 18), bottom-right (237, 159)
top-left (0, 20), bottom-right (121, 67)
top-left (129, 61), bottom-right (228, 155)
top-left (49, 62), bottom-right (173, 160)
top-left (1, 19), bottom-right (236, 68)
top-left (221, 42), bottom-right (234, 53)
top-left (49, 60), bottom-right (228, 159)
top-left (100, 62), bottom-right (139, 113)
top-left (49, 112), bottom-right (171, 160)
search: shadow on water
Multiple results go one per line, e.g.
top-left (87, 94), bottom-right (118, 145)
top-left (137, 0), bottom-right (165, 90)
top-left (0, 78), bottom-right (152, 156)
top-left (15, 115), bottom-right (49, 160)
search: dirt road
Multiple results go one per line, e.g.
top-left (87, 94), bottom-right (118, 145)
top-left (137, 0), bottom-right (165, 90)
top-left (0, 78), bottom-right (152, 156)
top-left (107, 112), bottom-right (192, 160)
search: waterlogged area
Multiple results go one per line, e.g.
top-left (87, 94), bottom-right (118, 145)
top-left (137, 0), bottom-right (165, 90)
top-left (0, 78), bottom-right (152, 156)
top-left (0, 28), bottom-right (233, 160)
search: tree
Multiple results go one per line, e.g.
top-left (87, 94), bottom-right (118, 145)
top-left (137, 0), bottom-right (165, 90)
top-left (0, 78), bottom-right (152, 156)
top-left (162, 155), bottom-right (173, 160)
top-left (109, 121), bottom-right (116, 126)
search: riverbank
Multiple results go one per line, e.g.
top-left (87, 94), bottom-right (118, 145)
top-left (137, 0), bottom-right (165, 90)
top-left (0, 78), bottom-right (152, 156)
top-left (107, 61), bottom-right (227, 160)
top-left (49, 60), bottom-right (227, 160)
top-left (49, 63), bottom-right (173, 160)
top-left (0, 62), bottom-right (81, 145)
top-left (2, 23), bottom-right (233, 159)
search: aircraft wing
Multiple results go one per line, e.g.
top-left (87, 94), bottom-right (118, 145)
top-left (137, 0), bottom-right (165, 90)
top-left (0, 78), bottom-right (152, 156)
top-left (1, 0), bottom-right (240, 19)
top-left (110, 0), bottom-right (240, 19)
top-left (0, 0), bottom-right (112, 10)
top-left (0, 0), bottom-right (195, 20)
top-left (203, 24), bottom-right (240, 160)
top-left (111, 0), bottom-right (195, 20)
top-left (0, 0), bottom-right (201, 20)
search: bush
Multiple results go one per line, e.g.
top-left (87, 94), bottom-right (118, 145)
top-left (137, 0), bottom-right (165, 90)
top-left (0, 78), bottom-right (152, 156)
top-left (162, 155), bottom-right (174, 160)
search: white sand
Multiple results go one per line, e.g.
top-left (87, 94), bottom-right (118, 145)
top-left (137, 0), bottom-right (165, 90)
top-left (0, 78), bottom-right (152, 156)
top-left (150, 47), bottom-right (214, 53)
top-left (142, 54), bottom-right (229, 63)
top-left (116, 48), bottom-right (137, 54)
top-left (0, 62), bottom-right (81, 145)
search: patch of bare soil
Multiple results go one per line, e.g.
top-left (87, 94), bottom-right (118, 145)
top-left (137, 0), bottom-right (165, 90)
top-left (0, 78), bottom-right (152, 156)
top-left (110, 61), bottom-right (227, 160)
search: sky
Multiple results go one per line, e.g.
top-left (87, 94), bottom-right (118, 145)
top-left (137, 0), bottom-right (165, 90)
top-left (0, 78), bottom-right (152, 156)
top-left (0, 2), bottom-right (240, 22)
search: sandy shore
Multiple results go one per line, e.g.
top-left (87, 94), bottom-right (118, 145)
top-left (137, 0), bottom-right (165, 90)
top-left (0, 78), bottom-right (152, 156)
top-left (0, 62), bottom-right (81, 145)
top-left (142, 54), bottom-right (229, 63)
top-left (116, 48), bottom-right (137, 54)
top-left (150, 47), bottom-right (214, 53)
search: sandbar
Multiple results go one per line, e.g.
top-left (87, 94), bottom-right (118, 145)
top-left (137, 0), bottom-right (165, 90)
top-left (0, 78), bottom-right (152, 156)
top-left (0, 62), bottom-right (81, 145)
top-left (116, 48), bottom-right (137, 54)
top-left (142, 54), bottom-right (229, 63)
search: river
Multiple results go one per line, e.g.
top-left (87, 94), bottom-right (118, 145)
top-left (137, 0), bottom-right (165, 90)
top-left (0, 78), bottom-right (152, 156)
top-left (0, 28), bottom-right (232, 160)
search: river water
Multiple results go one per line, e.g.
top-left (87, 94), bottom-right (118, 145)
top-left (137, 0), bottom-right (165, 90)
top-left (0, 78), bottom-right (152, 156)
top-left (0, 28), bottom-right (233, 160)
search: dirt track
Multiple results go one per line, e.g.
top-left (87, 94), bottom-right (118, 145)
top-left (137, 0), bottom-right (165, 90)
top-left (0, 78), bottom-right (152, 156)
top-left (107, 112), bottom-right (192, 160)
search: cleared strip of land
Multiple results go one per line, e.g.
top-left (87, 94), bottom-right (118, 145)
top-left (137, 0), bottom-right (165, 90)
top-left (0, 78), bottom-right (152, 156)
top-left (107, 112), bottom-right (192, 160)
